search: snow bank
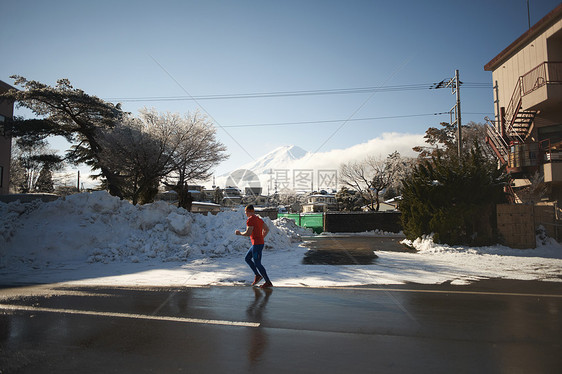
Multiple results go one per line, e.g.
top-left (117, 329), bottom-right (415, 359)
top-left (0, 191), bottom-right (308, 268)
top-left (1, 192), bottom-right (561, 287)
top-left (403, 233), bottom-right (562, 259)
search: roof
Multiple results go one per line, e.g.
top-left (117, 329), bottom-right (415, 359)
top-left (484, 3), bottom-right (562, 71)
top-left (0, 80), bottom-right (15, 91)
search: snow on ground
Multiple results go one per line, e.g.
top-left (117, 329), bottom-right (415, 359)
top-left (0, 191), bottom-right (561, 287)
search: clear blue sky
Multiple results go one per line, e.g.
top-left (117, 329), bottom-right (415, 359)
top-left (1, 0), bottom-right (561, 176)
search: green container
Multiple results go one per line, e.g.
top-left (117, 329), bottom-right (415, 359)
top-left (278, 213), bottom-right (323, 234)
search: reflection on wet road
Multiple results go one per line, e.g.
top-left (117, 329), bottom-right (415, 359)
top-left (1, 280), bottom-right (561, 373)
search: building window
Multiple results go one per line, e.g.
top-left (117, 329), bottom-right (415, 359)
top-left (0, 166), bottom-right (3, 187)
top-left (0, 114), bottom-right (5, 136)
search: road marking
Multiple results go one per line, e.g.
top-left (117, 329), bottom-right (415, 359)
top-left (0, 304), bottom-right (260, 328)
top-left (320, 286), bottom-right (562, 298)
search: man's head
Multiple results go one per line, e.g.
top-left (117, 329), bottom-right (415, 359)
top-left (245, 204), bottom-right (255, 217)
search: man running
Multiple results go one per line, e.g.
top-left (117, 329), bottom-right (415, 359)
top-left (235, 205), bottom-right (273, 288)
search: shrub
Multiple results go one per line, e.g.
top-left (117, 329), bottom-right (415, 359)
top-left (400, 145), bottom-right (507, 246)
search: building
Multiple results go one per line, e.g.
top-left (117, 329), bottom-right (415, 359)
top-left (191, 201), bottom-right (221, 215)
top-left (222, 186), bottom-right (242, 206)
top-left (361, 202), bottom-right (397, 212)
top-left (485, 4), bottom-right (562, 206)
top-left (302, 193), bottom-right (337, 213)
top-left (0, 80), bottom-right (15, 195)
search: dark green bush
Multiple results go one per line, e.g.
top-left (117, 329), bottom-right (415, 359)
top-left (400, 145), bottom-right (507, 246)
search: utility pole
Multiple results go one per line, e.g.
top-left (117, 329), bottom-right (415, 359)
top-left (448, 69), bottom-right (462, 159)
top-left (431, 69), bottom-right (462, 159)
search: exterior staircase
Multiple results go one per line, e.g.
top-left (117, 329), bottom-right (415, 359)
top-left (485, 76), bottom-right (538, 166)
top-left (503, 77), bottom-right (537, 140)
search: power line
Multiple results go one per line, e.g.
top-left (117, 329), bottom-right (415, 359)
top-left (218, 112), bottom-right (493, 128)
top-left (148, 55), bottom-right (255, 161)
top-left (104, 82), bottom-right (491, 102)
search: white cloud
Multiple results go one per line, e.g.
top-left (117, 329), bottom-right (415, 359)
top-left (290, 132), bottom-right (424, 171)
top-left (215, 132), bottom-right (425, 190)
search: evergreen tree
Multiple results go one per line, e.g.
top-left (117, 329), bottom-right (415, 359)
top-left (413, 121), bottom-right (495, 161)
top-left (1, 76), bottom-right (126, 197)
top-left (400, 144), bottom-right (508, 245)
top-left (336, 187), bottom-right (363, 211)
top-left (35, 165), bottom-right (55, 193)
top-left (9, 134), bottom-right (63, 193)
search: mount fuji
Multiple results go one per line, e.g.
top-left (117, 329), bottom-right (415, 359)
top-left (215, 145), bottom-right (309, 190)
top-left (238, 145), bottom-right (309, 175)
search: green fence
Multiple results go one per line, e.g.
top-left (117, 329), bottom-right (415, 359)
top-left (278, 213), bottom-right (324, 234)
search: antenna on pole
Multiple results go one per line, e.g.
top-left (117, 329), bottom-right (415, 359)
top-left (527, 0), bottom-right (531, 29)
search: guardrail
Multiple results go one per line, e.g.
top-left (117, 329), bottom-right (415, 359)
top-left (521, 61), bottom-right (562, 95)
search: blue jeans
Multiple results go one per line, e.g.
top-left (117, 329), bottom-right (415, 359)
top-left (245, 244), bottom-right (270, 283)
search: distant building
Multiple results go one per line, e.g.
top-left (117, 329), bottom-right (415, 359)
top-left (191, 201), bottom-right (221, 215)
top-left (361, 202), bottom-right (397, 212)
top-left (222, 186), bottom-right (242, 206)
top-left (0, 80), bottom-right (15, 195)
top-left (245, 186), bottom-right (262, 197)
top-left (187, 185), bottom-right (204, 202)
top-left (302, 193), bottom-right (337, 213)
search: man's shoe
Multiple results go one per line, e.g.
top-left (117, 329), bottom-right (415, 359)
top-left (260, 281), bottom-right (273, 289)
top-left (251, 275), bottom-right (263, 286)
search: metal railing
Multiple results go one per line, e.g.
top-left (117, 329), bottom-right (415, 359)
top-left (521, 61), bottom-right (562, 95)
top-left (540, 138), bottom-right (562, 162)
top-left (485, 124), bottom-right (509, 163)
top-left (502, 62), bottom-right (562, 141)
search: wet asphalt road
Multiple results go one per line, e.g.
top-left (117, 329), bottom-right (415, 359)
top-left (302, 235), bottom-right (411, 264)
top-left (1, 236), bottom-right (561, 373)
top-left (1, 280), bottom-right (561, 374)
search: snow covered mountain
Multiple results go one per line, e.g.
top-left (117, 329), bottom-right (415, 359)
top-left (236, 145), bottom-right (308, 175)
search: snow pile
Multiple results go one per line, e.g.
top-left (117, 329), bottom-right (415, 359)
top-left (0, 191), bottom-right (307, 268)
top-left (1, 192), bottom-right (561, 287)
top-left (273, 217), bottom-right (314, 240)
top-left (403, 234), bottom-right (562, 259)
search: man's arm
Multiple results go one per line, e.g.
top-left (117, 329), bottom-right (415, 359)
top-left (235, 226), bottom-right (254, 237)
top-left (262, 222), bottom-right (269, 238)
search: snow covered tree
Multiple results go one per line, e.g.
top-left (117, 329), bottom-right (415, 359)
top-left (97, 115), bottom-right (164, 204)
top-left (340, 152), bottom-right (409, 211)
top-left (1, 76), bottom-right (126, 197)
top-left (159, 110), bottom-right (228, 210)
top-left (100, 108), bottom-right (227, 207)
top-left (10, 135), bottom-right (64, 193)
top-left (400, 144), bottom-right (508, 245)
top-left (1, 78), bottom-right (228, 206)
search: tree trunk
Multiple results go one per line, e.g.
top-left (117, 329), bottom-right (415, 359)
top-left (177, 187), bottom-right (193, 211)
top-left (100, 165), bottom-right (124, 199)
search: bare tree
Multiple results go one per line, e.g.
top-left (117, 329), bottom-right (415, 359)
top-left (340, 152), bottom-right (410, 211)
top-left (340, 157), bottom-right (378, 211)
